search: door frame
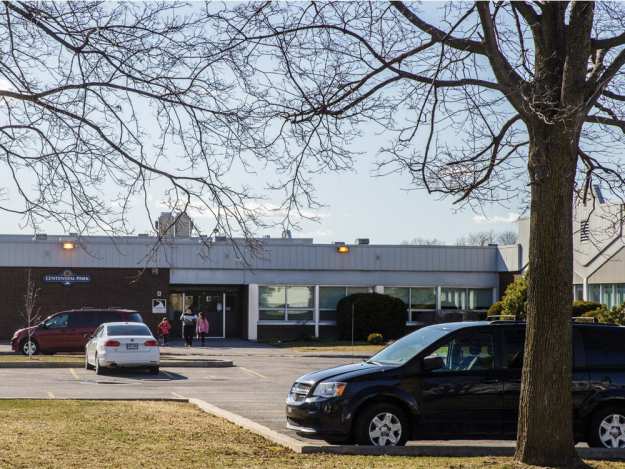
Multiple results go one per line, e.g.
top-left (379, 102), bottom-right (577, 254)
top-left (182, 291), bottom-right (226, 339)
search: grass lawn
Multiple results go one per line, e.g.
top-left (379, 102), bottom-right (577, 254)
top-left (0, 400), bottom-right (618, 469)
top-left (0, 354), bottom-right (83, 363)
top-left (263, 339), bottom-right (385, 354)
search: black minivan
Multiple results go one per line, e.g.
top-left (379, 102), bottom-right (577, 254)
top-left (286, 321), bottom-right (625, 449)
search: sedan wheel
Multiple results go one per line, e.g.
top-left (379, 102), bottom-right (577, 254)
top-left (85, 353), bottom-right (94, 370)
top-left (95, 354), bottom-right (105, 375)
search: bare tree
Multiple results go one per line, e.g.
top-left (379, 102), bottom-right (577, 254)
top-left (497, 230), bottom-right (519, 245)
top-left (401, 237), bottom-right (443, 245)
top-left (0, 2), bottom-right (274, 241)
top-left (216, 2), bottom-right (625, 465)
top-left (456, 230), bottom-right (496, 246)
top-left (20, 269), bottom-right (40, 358)
top-left (456, 229), bottom-right (518, 245)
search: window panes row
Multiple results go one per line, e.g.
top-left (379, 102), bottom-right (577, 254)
top-left (585, 283), bottom-right (625, 310)
top-left (259, 285), bottom-right (493, 322)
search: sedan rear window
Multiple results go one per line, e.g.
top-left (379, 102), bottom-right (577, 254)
top-left (107, 325), bottom-right (151, 336)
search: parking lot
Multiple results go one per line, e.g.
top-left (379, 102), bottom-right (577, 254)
top-left (0, 341), bottom-right (354, 443)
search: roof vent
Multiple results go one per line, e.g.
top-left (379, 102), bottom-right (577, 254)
top-left (356, 238), bottom-right (370, 245)
top-left (138, 233), bottom-right (150, 238)
top-left (33, 234), bottom-right (48, 240)
top-left (281, 229), bottom-right (292, 239)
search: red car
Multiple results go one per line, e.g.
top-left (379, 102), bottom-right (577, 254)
top-left (10, 308), bottom-right (144, 355)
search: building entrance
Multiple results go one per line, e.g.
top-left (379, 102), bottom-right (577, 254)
top-left (168, 285), bottom-right (245, 339)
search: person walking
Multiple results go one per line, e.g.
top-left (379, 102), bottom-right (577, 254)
top-left (196, 312), bottom-right (209, 346)
top-left (180, 307), bottom-right (197, 347)
top-left (157, 317), bottom-right (171, 345)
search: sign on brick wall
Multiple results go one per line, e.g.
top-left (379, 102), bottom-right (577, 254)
top-left (43, 270), bottom-right (91, 286)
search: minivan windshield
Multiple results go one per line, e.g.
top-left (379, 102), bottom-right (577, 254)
top-left (368, 325), bottom-right (455, 366)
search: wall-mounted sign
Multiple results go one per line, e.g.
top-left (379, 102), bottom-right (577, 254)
top-left (152, 298), bottom-right (167, 314)
top-left (43, 270), bottom-right (91, 286)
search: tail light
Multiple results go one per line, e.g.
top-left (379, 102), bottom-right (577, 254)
top-left (144, 339), bottom-right (158, 347)
top-left (104, 340), bottom-right (120, 347)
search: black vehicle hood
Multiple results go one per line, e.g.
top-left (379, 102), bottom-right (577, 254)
top-left (296, 361), bottom-right (397, 385)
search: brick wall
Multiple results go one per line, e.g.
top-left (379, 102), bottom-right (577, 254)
top-left (0, 267), bottom-right (169, 339)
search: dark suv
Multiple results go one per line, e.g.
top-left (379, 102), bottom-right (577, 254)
top-left (11, 308), bottom-right (143, 355)
top-left (286, 321), bottom-right (625, 449)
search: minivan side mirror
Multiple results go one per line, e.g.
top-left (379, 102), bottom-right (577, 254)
top-left (39, 322), bottom-right (48, 329)
top-left (422, 355), bottom-right (445, 372)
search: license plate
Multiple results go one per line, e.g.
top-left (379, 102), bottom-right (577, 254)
top-left (126, 343), bottom-right (138, 350)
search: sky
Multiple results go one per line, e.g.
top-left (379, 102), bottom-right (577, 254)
top-left (0, 3), bottom-right (523, 245)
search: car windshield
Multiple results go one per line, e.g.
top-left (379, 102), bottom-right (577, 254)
top-left (128, 312), bottom-right (143, 323)
top-left (107, 325), bottom-right (151, 336)
top-left (368, 325), bottom-right (454, 366)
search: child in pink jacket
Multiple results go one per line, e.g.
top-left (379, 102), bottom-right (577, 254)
top-left (196, 312), bottom-right (209, 346)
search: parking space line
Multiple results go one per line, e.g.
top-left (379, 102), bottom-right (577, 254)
top-left (171, 391), bottom-right (186, 399)
top-left (239, 367), bottom-right (268, 379)
top-left (69, 368), bottom-right (80, 380)
top-left (47, 391), bottom-right (55, 398)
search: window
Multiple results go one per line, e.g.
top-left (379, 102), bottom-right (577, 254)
top-left (44, 314), bottom-right (69, 329)
top-left (502, 328), bottom-right (525, 369)
top-left (573, 284), bottom-right (584, 301)
top-left (582, 328), bottom-right (625, 368)
top-left (440, 288), bottom-right (466, 310)
top-left (106, 324), bottom-right (152, 336)
top-left (386, 287), bottom-right (436, 322)
top-left (318, 286), bottom-right (372, 322)
top-left (428, 331), bottom-right (496, 372)
top-left (587, 284), bottom-right (625, 309)
top-left (259, 286), bottom-right (313, 321)
top-left (468, 289), bottom-right (493, 310)
top-left (69, 312), bottom-right (100, 327)
top-left (588, 284), bottom-right (601, 303)
top-left (319, 287), bottom-right (346, 322)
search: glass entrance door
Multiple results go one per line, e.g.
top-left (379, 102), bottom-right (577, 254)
top-left (196, 292), bottom-right (225, 338)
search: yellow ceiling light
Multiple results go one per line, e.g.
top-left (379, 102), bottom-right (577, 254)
top-left (62, 241), bottom-right (75, 250)
top-left (336, 245), bottom-right (350, 254)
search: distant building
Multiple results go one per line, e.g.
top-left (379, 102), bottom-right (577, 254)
top-left (0, 234), bottom-right (521, 341)
top-left (518, 195), bottom-right (625, 308)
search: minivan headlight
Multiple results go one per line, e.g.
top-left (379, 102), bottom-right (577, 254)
top-left (312, 382), bottom-right (347, 398)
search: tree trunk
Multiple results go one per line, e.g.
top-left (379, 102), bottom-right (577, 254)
top-left (514, 122), bottom-right (581, 467)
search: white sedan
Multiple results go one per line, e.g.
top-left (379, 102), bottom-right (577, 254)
top-left (85, 322), bottom-right (160, 375)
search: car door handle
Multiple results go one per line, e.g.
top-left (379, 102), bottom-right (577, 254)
top-left (483, 379), bottom-right (501, 384)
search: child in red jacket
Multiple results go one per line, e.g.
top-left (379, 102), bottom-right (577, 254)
top-left (157, 318), bottom-right (171, 345)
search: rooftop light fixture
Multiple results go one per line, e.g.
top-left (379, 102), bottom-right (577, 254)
top-left (336, 244), bottom-right (350, 254)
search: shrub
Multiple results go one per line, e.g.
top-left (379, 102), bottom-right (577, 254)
top-left (500, 275), bottom-right (527, 319)
top-left (367, 333), bottom-right (384, 345)
top-left (336, 293), bottom-right (406, 341)
top-left (571, 300), bottom-right (603, 316)
top-left (582, 304), bottom-right (625, 325)
top-left (486, 301), bottom-right (504, 317)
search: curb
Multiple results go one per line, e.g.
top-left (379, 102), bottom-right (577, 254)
top-left (0, 359), bottom-right (234, 369)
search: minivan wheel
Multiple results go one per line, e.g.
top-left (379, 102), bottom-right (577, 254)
top-left (20, 339), bottom-right (39, 356)
top-left (589, 407), bottom-right (625, 448)
top-left (355, 402), bottom-right (408, 446)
